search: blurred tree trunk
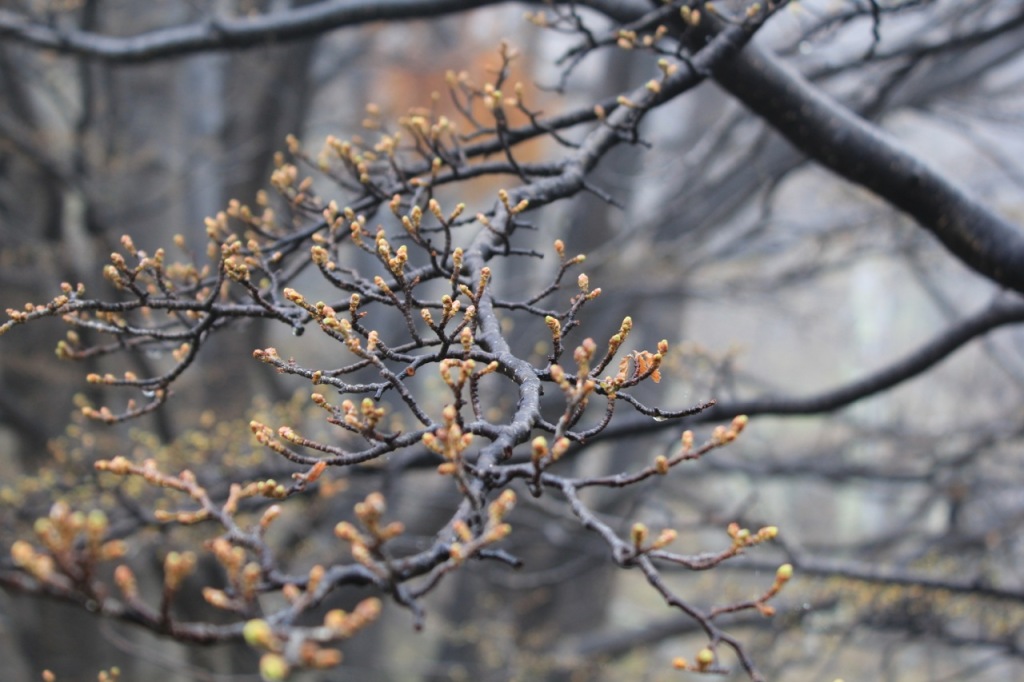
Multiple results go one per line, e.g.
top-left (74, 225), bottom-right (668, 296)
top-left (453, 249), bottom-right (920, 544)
top-left (0, 1), bottom-right (320, 676)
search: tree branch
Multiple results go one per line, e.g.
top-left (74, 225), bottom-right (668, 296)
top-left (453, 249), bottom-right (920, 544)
top-left (722, 555), bottom-right (1024, 605)
top-left (0, 0), bottom-right (510, 63)
top-left (696, 10), bottom-right (1024, 293)
top-left (596, 299), bottom-right (1024, 440)
top-left (0, 0), bottom-right (652, 64)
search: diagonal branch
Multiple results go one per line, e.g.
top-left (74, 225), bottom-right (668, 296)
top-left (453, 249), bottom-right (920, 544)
top-left (595, 299), bottom-right (1024, 441)
top-left (693, 11), bottom-right (1024, 293)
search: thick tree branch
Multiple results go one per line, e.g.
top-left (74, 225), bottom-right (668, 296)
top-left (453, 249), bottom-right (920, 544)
top-left (0, 0), bottom-right (652, 63)
top-left (698, 17), bottom-right (1024, 293)
top-left (0, 0), bottom-right (509, 63)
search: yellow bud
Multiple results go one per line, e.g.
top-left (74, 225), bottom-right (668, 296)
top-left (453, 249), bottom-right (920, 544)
top-left (630, 522), bottom-right (648, 548)
top-left (243, 619), bottom-right (273, 648)
top-left (259, 653), bottom-right (289, 681)
top-left (531, 436), bottom-right (549, 462)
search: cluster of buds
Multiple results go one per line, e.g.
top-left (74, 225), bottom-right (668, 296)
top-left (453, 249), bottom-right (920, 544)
top-left (225, 197), bottom-right (277, 234)
top-left (398, 111), bottom-right (457, 149)
top-left (162, 550), bottom-right (197, 593)
top-left (78, 384), bottom-right (167, 424)
top-left (243, 595), bottom-right (382, 680)
top-left (439, 357), bottom-right (498, 395)
top-left (319, 133), bottom-right (383, 185)
top-left (545, 315), bottom-right (563, 348)
top-left (497, 188), bottom-right (530, 216)
top-left (602, 339), bottom-right (668, 395)
top-left (459, 327), bottom-right (475, 355)
top-left (198, 536), bottom-right (263, 609)
top-left (256, 397), bottom-right (387, 467)
top-left (79, 404), bottom-right (117, 424)
top-left (571, 338), bottom-right (598, 378)
top-left (170, 341), bottom-right (192, 363)
top-left (553, 238), bottom-right (588, 267)
top-left (618, 23), bottom-right (669, 52)
top-left (96, 456), bottom-right (194, 495)
top-left (246, 478), bottom-right (289, 500)
top-left (98, 235), bottom-right (168, 292)
top-left (429, 197), bottom-right (466, 229)
top-left (269, 147), bottom-right (309, 200)
top-left (339, 398), bottom-right (387, 434)
top-left (452, 265), bottom-right (491, 310)
top-left (448, 489), bottom-right (516, 565)
top-left (319, 200), bottom-right (346, 237)
top-left (632, 348), bottom-right (664, 383)
top-left (629, 522), bottom-right (678, 554)
top-left (606, 316), bottom-right (634, 359)
top-left (374, 229), bottom-right (408, 279)
top-left (726, 522), bottom-right (779, 551)
top-left (95, 457), bottom-right (217, 521)
top-left (310, 244), bottom-right (335, 271)
top-left (551, 244), bottom-right (599, 331)
top-left (399, 201), bottom-right (423, 235)
top-left (673, 646), bottom-right (717, 673)
top-left (528, 434), bottom-right (572, 493)
top-left (324, 134), bottom-right (354, 165)
top-left (444, 68), bottom-right (473, 90)
top-left (353, 492), bottom-right (399, 538)
top-left (2, 289), bottom-right (73, 332)
top-left (549, 339), bottom-right (599, 411)
top-left (530, 435), bottom-right (571, 468)
top-left (322, 597), bottom-right (383, 639)
top-left (481, 82), bottom-right (504, 112)
top-left (86, 371), bottom-right (138, 386)
top-left (221, 236), bottom-right (259, 283)
top-left (711, 414), bottom-right (749, 445)
top-left (10, 540), bottom-right (57, 583)
top-left (10, 503), bottom-right (125, 587)
top-left (390, 194), bottom-right (465, 247)
top-left (279, 290), bottom-right (373, 356)
top-left (209, 512), bottom-right (321, 618)
top-left (423, 405), bottom-right (475, 475)
top-left (347, 212), bottom-right (370, 248)
top-left (113, 564), bottom-right (139, 601)
top-left (439, 358), bottom-right (472, 394)
top-left (432, 293), bottom-right (462, 331)
top-left (334, 493), bottom-right (404, 574)
top-left (249, 419), bottom-right (300, 471)
top-left (203, 211), bottom-right (231, 243)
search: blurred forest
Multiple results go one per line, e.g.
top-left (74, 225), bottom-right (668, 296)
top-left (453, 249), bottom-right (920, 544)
top-left (2, 1), bottom-right (1024, 680)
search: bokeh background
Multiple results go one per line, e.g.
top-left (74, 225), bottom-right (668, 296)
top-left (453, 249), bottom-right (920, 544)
top-left (2, 1), bottom-right (1024, 680)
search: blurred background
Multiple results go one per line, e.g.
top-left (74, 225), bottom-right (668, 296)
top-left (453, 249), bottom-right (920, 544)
top-left (2, 1), bottom-right (1023, 680)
